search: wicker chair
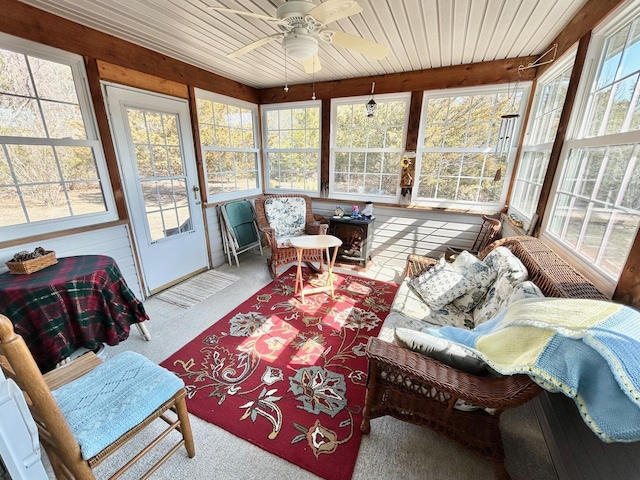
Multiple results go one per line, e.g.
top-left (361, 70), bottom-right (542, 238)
top-left (254, 194), bottom-right (328, 277)
top-left (361, 236), bottom-right (608, 479)
top-left (0, 314), bottom-right (195, 479)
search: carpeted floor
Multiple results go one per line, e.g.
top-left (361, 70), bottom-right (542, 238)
top-left (45, 250), bottom-right (559, 480)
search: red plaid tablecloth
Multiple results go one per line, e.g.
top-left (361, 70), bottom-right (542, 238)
top-left (0, 255), bottom-right (148, 372)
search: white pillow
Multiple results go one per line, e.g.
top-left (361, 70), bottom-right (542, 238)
top-left (408, 258), bottom-right (474, 309)
top-left (394, 327), bottom-right (487, 374)
top-left (451, 251), bottom-right (497, 313)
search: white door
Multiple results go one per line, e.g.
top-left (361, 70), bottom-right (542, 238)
top-left (104, 85), bottom-right (208, 294)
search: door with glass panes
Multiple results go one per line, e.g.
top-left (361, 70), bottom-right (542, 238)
top-left (105, 85), bottom-right (208, 294)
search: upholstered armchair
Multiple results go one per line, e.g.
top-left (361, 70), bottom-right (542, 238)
top-left (254, 194), bottom-right (328, 277)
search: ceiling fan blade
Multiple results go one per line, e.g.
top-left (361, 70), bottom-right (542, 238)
top-left (209, 7), bottom-right (285, 24)
top-left (301, 55), bottom-right (322, 74)
top-left (330, 31), bottom-right (389, 60)
top-left (308, 0), bottom-right (362, 25)
top-left (228, 36), bottom-right (280, 58)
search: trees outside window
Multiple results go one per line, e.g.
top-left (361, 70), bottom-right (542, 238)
top-left (0, 34), bottom-right (115, 237)
top-left (195, 90), bottom-right (260, 201)
top-left (415, 86), bottom-right (528, 210)
top-left (330, 93), bottom-right (410, 200)
top-left (544, 12), bottom-right (640, 290)
top-left (261, 101), bottom-right (320, 194)
top-left (510, 60), bottom-right (574, 229)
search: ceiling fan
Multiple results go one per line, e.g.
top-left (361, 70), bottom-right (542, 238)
top-left (210, 0), bottom-right (389, 74)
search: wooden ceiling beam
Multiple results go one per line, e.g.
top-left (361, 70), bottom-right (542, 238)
top-left (258, 56), bottom-right (538, 104)
top-left (0, 0), bottom-right (259, 103)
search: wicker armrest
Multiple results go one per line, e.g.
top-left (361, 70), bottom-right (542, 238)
top-left (305, 223), bottom-right (328, 235)
top-left (366, 337), bottom-right (541, 409)
top-left (260, 226), bottom-right (276, 246)
top-left (405, 254), bottom-right (439, 279)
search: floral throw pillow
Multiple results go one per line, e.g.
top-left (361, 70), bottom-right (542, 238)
top-left (408, 258), bottom-right (474, 309)
top-left (482, 246), bottom-right (528, 285)
top-left (450, 251), bottom-right (497, 313)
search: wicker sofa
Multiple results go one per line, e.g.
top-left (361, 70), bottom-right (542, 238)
top-left (361, 235), bottom-right (608, 478)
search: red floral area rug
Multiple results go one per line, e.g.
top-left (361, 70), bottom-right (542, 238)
top-left (161, 267), bottom-right (398, 480)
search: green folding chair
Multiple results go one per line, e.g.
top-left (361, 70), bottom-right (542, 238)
top-left (220, 200), bottom-right (263, 267)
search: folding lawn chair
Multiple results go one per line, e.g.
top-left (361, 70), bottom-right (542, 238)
top-left (219, 200), bottom-right (263, 267)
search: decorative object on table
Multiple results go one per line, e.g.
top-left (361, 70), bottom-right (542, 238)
top-left (334, 206), bottom-right (345, 217)
top-left (351, 205), bottom-right (359, 217)
top-left (6, 247), bottom-right (57, 274)
top-left (161, 266), bottom-right (398, 480)
top-left (362, 201), bottom-right (374, 218)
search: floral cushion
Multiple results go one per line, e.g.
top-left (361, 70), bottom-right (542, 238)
top-left (472, 275), bottom-right (517, 326)
top-left (482, 246), bottom-right (529, 285)
top-left (450, 251), bottom-right (497, 313)
top-left (264, 197), bottom-right (307, 247)
top-left (408, 258), bottom-right (474, 309)
top-left (504, 280), bottom-right (545, 306)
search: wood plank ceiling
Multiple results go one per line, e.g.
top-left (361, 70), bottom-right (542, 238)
top-left (18, 0), bottom-right (588, 89)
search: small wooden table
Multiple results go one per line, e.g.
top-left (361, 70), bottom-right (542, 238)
top-left (290, 235), bottom-right (342, 301)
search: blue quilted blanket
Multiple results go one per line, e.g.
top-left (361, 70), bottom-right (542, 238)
top-left (430, 298), bottom-right (640, 442)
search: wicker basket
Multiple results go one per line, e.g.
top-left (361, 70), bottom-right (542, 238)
top-left (6, 251), bottom-right (58, 274)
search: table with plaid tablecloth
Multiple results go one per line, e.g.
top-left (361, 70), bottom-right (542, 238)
top-left (0, 255), bottom-right (149, 372)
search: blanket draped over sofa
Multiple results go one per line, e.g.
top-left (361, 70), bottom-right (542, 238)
top-left (433, 297), bottom-right (640, 442)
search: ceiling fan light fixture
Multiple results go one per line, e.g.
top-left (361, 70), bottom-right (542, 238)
top-left (282, 34), bottom-right (318, 61)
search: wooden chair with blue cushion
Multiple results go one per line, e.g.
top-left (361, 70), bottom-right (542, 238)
top-left (254, 194), bottom-right (328, 277)
top-left (0, 314), bottom-right (195, 479)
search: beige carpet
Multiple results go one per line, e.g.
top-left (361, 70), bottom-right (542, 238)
top-left (154, 269), bottom-right (240, 308)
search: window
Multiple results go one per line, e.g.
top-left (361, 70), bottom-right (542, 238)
top-left (262, 101), bottom-right (320, 193)
top-left (415, 86), bottom-right (528, 210)
top-left (196, 90), bottom-right (260, 201)
top-left (331, 93), bottom-right (410, 200)
top-left (0, 34), bottom-right (115, 238)
top-left (544, 12), bottom-right (640, 289)
top-left (510, 60), bottom-right (574, 228)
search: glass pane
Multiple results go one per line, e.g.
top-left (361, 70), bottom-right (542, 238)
top-left (622, 149), bottom-right (640, 209)
top-left (164, 115), bottom-right (179, 146)
top-left (40, 101), bottom-right (87, 139)
top-left (597, 24), bottom-right (628, 89)
top-left (0, 50), bottom-right (34, 96)
top-left (601, 212), bottom-right (639, 274)
top-left (417, 176), bottom-right (437, 198)
top-left (466, 122), bottom-right (490, 148)
top-left (350, 152), bottom-right (365, 173)
top-left (427, 98), bottom-right (448, 123)
top-left (424, 124), bottom-right (444, 148)
top-left (479, 178), bottom-right (501, 203)
top-left (364, 174), bottom-right (381, 195)
top-left (436, 177), bottom-right (458, 199)
top-left (7, 144), bottom-right (59, 184)
top-left (56, 146), bottom-right (99, 181)
top-left (380, 175), bottom-right (397, 195)
top-left (460, 153), bottom-right (484, 177)
top-left (565, 198), bottom-right (589, 247)
top-left (21, 184), bottom-right (70, 221)
top-left (152, 146), bottom-right (169, 177)
top-left (605, 75), bottom-right (637, 135)
top-left (587, 87), bottom-right (611, 137)
top-left (596, 145), bottom-right (633, 204)
top-left (335, 152), bottom-right (349, 172)
top-left (458, 178), bottom-right (480, 201)
top-left (365, 153), bottom-right (382, 174)
top-left (577, 148), bottom-right (605, 198)
top-left (127, 109), bottom-right (148, 143)
top-left (28, 56), bottom-right (78, 103)
top-left (549, 193), bottom-right (571, 235)
top-left (581, 208), bottom-right (612, 261)
top-left (167, 146), bottom-right (183, 176)
top-left (66, 181), bottom-right (106, 215)
top-left (0, 94), bottom-right (46, 137)
top-left (619, 20), bottom-right (640, 80)
top-left (0, 186), bottom-right (26, 226)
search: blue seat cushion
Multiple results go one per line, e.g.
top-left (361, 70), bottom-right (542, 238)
top-left (52, 351), bottom-right (184, 460)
